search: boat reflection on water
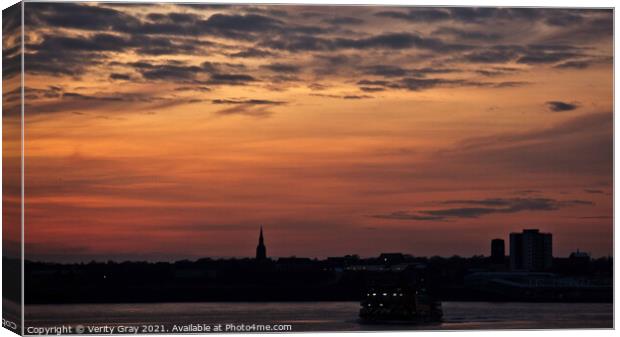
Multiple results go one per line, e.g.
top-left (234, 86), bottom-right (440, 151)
top-left (359, 285), bottom-right (443, 324)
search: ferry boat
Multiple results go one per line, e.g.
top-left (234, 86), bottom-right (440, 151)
top-left (359, 285), bottom-right (443, 324)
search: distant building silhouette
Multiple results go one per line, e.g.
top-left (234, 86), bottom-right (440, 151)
top-left (379, 253), bottom-right (405, 265)
top-left (569, 249), bottom-right (590, 261)
top-left (256, 226), bottom-right (267, 261)
top-left (567, 249), bottom-right (591, 272)
top-left (491, 239), bottom-right (505, 264)
top-left (510, 229), bottom-right (552, 271)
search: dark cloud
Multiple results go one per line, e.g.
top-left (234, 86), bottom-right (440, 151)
top-left (109, 73), bottom-right (132, 81)
top-left (514, 190), bottom-right (542, 195)
top-left (548, 13), bottom-right (613, 43)
top-left (546, 101), bottom-right (579, 112)
top-left (2, 2), bottom-right (21, 34)
top-left (30, 34), bottom-right (130, 53)
top-left (158, 12), bottom-right (202, 23)
top-left (201, 61), bottom-right (247, 72)
top-left (26, 2), bottom-right (325, 48)
top-left (357, 77), bottom-right (527, 92)
top-left (474, 67), bottom-right (521, 77)
top-left (411, 67), bottom-right (459, 75)
top-left (298, 11), bottom-right (323, 19)
top-left (2, 5), bottom-right (22, 79)
top-left (120, 61), bottom-right (254, 85)
top-left (261, 32), bottom-right (471, 53)
top-left (207, 73), bottom-right (257, 85)
top-left (585, 15), bottom-right (613, 36)
top-left (229, 48), bottom-right (274, 58)
top-left (261, 34), bottom-right (333, 52)
top-left (22, 86), bottom-right (63, 101)
top-left (212, 99), bottom-right (286, 105)
top-left (553, 56), bottom-right (612, 70)
top-left (399, 77), bottom-right (458, 91)
top-left (335, 32), bottom-right (471, 52)
top-left (554, 60), bottom-right (591, 69)
top-left (214, 99), bottom-right (281, 117)
top-left (261, 63), bottom-right (301, 73)
top-left (544, 10), bottom-right (585, 26)
top-left (25, 90), bottom-right (204, 115)
top-left (423, 207), bottom-right (498, 218)
top-left (25, 47), bottom-right (104, 77)
top-left (146, 13), bottom-right (166, 21)
top-left (433, 27), bottom-right (502, 41)
top-left (310, 93), bottom-right (373, 100)
top-left (374, 197), bottom-right (593, 221)
top-left (2, 48), bottom-right (21, 79)
top-left (462, 45), bottom-right (523, 63)
top-left (27, 3), bottom-right (289, 40)
top-left (357, 80), bottom-right (392, 87)
top-left (310, 54), bottom-right (363, 76)
top-left (372, 211), bottom-right (443, 221)
top-left (61, 92), bottom-right (155, 102)
top-left (492, 81), bottom-right (529, 88)
top-left (462, 44), bottom-right (584, 66)
top-left (374, 8), bottom-right (451, 22)
top-left (363, 65), bottom-right (409, 77)
top-left (445, 7), bottom-right (606, 26)
top-left (343, 95), bottom-right (373, 100)
top-left (134, 37), bottom-right (203, 56)
top-left (30, 32), bottom-right (203, 56)
top-left (359, 87), bottom-right (387, 93)
top-left (243, 6), bottom-right (290, 18)
top-left (584, 189), bottom-right (604, 194)
top-left (442, 197), bottom-right (592, 208)
top-left (287, 24), bottom-right (330, 35)
top-left (139, 64), bottom-right (203, 81)
top-left (173, 86), bottom-right (212, 92)
top-left (199, 13), bottom-right (283, 39)
top-left (20, 3), bottom-right (613, 98)
top-left (357, 65), bottom-right (459, 81)
top-left (322, 16), bottom-right (365, 25)
top-left (24, 31), bottom-right (207, 77)
top-left (372, 7), bottom-right (570, 24)
top-left (26, 3), bottom-right (141, 31)
top-left (307, 83), bottom-right (328, 91)
top-left (517, 52), bottom-right (581, 65)
top-left (448, 7), bottom-right (501, 23)
top-left (357, 78), bottom-right (473, 91)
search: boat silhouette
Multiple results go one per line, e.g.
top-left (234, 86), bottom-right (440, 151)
top-left (359, 285), bottom-right (442, 324)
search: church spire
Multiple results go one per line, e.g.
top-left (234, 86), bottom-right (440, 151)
top-left (256, 225), bottom-right (267, 261)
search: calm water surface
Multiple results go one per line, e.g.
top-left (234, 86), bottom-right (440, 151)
top-left (25, 302), bottom-right (613, 332)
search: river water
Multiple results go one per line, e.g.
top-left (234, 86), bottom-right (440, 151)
top-left (24, 301), bottom-right (612, 333)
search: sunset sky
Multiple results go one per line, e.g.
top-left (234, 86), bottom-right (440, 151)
top-left (7, 4), bottom-right (613, 262)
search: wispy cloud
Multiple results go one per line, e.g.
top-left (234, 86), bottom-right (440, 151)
top-left (373, 197), bottom-right (593, 221)
top-left (546, 101), bottom-right (579, 112)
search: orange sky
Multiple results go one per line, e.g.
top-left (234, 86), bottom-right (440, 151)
top-left (5, 4), bottom-right (613, 261)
